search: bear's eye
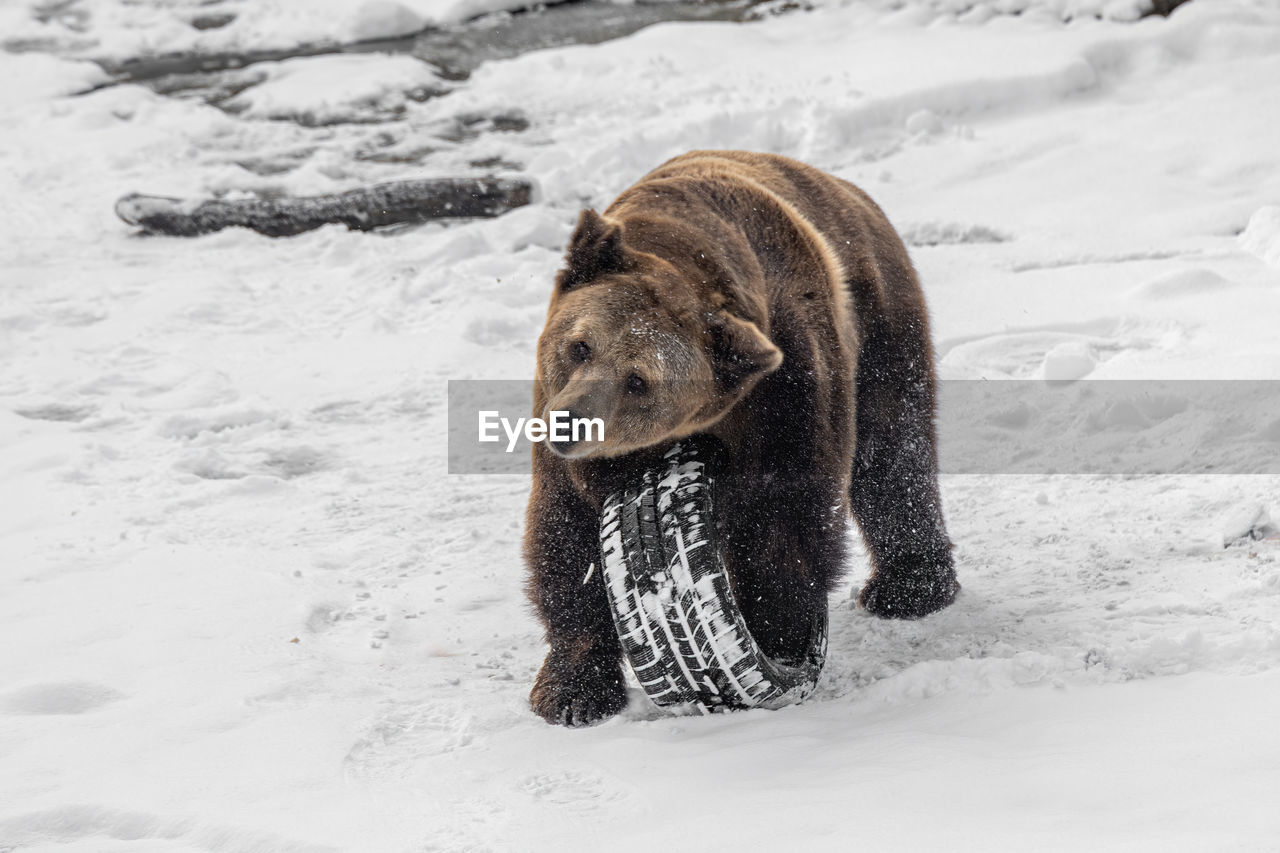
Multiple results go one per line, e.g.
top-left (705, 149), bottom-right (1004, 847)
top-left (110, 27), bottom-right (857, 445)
top-left (625, 373), bottom-right (648, 396)
top-left (570, 341), bottom-right (591, 363)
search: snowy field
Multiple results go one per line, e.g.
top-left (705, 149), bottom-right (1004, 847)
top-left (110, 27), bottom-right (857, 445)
top-left (4, 0), bottom-right (1280, 850)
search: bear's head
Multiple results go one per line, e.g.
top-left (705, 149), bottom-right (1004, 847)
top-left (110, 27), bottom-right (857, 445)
top-left (536, 209), bottom-right (783, 459)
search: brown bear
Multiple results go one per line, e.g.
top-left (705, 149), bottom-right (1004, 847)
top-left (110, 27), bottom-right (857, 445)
top-left (524, 150), bottom-right (958, 726)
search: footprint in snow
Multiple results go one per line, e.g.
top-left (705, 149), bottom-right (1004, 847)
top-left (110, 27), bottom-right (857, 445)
top-left (174, 445), bottom-right (330, 481)
top-left (520, 771), bottom-right (624, 811)
top-left (1, 681), bottom-right (124, 715)
top-left (158, 406), bottom-right (283, 440)
top-left (937, 320), bottom-right (1173, 380)
top-left (13, 402), bottom-right (96, 423)
top-left (262, 445), bottom-right (330, 478)
top-left (343, 705), bottom-right (477, 780)
top-left (899, 220), bottom-right (1011, 247)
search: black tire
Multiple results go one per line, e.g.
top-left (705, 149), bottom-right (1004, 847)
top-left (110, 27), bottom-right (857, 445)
top-left (599, 438), bottom-right (828, 714)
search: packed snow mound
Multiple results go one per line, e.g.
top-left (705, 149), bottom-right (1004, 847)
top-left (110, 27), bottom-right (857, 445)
top-left (4, 53), bottom-right (108, 107)
top-left (1239, 206), bottom-right (1280, 271)
top-left (221, 54), bottom-right (446, 125)
top-left (1040, 339), bottom-right (1098, 380)
top-left (348, 1), bottom-right (426, 42)
top-left (1130, 267), bottom-right (1238, 300)
top-left (1220, 504), bottom-right (1279, 548)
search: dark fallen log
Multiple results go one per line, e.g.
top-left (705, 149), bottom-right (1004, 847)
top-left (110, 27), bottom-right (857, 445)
top-left (115, 176), bottom-right (533, 237)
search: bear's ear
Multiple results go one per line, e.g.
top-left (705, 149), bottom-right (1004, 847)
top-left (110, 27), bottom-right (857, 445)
top-left (709, 312), bottom-right (783, 387)
top-left (556, 209), bottom-right (627, 291)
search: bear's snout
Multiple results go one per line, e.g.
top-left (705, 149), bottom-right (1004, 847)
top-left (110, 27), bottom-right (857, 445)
top-left (546, 408), bottom-right (587, 457)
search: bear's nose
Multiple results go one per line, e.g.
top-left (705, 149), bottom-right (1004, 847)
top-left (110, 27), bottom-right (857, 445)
top-left (546, 409), bottom-right (583, 457)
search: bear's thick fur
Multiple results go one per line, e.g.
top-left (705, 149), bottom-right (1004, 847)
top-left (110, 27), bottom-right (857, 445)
top-left (525, 150), bottom-right (958, 726)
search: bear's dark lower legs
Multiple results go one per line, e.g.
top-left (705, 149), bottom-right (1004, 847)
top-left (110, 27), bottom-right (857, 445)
top-left (723, 475), bottom-right (846, 662)
top-left (733, 549), bottom-right (830, 662)
top-left (525, 483), bottom-right (627, 726)
top-left (850, 381), bottom-right (959, 619)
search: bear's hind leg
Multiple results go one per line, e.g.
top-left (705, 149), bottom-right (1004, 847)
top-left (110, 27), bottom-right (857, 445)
top-left (849, 331), bottom-right (959, 619)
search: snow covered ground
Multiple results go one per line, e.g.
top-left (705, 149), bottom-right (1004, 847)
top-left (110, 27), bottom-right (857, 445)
top-left (3, 0), bottom-right (1280, 850)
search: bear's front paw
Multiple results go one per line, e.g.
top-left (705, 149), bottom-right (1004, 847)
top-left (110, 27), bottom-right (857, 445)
top-left (859, 558), bottom-right (959, 620)
top-left (530, 649), bottom-right (627, 727)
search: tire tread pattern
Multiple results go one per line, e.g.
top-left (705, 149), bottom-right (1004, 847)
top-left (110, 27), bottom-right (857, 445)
top-left (600, 440), bottom-right (827, 714)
